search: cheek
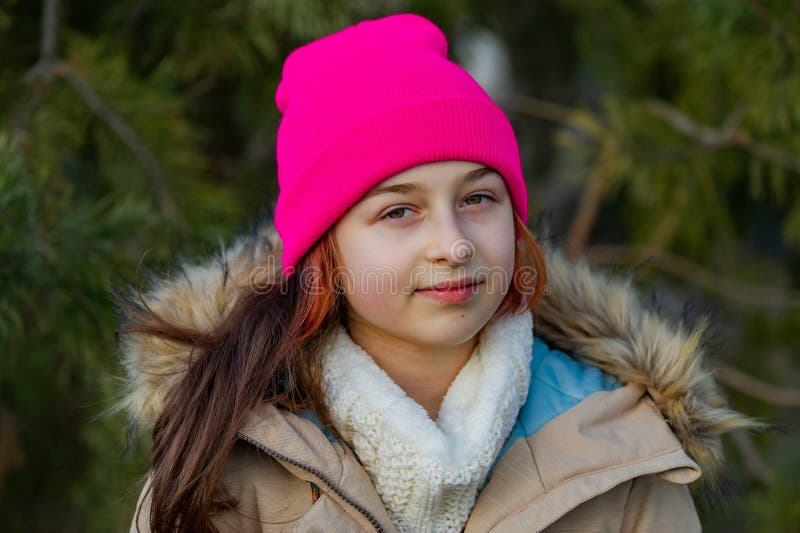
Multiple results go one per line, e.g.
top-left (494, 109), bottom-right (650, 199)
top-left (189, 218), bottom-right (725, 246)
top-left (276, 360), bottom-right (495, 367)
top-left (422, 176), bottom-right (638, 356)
top-left (338, 233), bottom-right (413, 286)
top-left (336, 241), bottom-right (411, 309)
top-left (478, 209), bottom-right (515, 264)
top-left (344, 290), bottom-right (397, 317)
top-left (342, 273), bottom-right (407, 324)
top-left (472, 209), bottom-right (516, 293)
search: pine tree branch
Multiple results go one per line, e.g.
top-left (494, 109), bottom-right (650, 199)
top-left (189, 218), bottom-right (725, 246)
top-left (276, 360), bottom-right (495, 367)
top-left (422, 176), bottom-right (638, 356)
top-left (501, 93), bottom-right (578, 127)
top-left (716, 365), bottom-right (800, 408)
top-left (746, 0), bottom-right (797, 71)
top-left (13, 0), bottom-right (180, 223)
top-left (12, 0), bottom-right (60, 135)
top-left (643, 99), bottom-right (747, 148)
top-left (59, 65), bottom-right (178, 220)
top-left (643, 99), bottom-right (800, 175)
top-left (730, 428), bottom-right (771, 484)
top-left (41, 0), bottom-right (58, 63)
top-left (504, 92), bottom-right (800, 176)
top-left (21, 0), bottom-right (60, 83)
top-left (500, 93), bottom-right (613, 259)
top-left (585, 243), bottom-right (800, 309)
top-left (747, 141), bottom-right (800, 175)
top-left (564, 153), bottom-right (613, 260)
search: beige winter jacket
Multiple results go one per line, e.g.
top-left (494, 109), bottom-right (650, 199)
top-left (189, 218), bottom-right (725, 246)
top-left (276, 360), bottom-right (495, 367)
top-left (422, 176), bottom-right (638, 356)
top-left (121, 220), bottom-right (750, 532)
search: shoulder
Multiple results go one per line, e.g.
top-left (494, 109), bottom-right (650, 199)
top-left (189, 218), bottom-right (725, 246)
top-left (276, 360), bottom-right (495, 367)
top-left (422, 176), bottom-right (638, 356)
top-left (129, 443), bottom-right (313, 533)
top-left (545, 474), bottom-right (701, 533)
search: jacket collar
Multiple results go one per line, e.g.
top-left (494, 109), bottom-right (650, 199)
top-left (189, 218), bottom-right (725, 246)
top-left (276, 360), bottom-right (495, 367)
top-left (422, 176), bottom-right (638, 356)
top-left (234, 378), bottom-right (701, 532)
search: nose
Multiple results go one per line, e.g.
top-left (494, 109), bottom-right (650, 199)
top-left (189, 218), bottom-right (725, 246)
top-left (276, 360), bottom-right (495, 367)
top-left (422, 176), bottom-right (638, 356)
top-left (423, 207), bottom-right (474, 266)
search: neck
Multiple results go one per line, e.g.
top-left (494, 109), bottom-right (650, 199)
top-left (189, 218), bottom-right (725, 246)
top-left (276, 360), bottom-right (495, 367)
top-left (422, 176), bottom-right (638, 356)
top-left (346, 315), bottom-right (479, 421)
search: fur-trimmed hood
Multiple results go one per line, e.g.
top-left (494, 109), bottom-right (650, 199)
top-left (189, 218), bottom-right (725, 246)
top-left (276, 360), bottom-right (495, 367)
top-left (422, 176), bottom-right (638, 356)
top-left (114, 214), bottom-right (753, 484)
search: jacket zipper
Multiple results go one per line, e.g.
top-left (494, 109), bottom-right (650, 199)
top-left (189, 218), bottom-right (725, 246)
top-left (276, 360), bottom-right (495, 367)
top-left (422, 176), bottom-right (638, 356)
top-left (236, 432), bottom-right (385, 533)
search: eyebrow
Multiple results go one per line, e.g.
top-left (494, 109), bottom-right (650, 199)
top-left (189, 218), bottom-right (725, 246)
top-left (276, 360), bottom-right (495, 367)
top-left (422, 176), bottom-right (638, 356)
top-left (361, 166), bottom-right (496, 201)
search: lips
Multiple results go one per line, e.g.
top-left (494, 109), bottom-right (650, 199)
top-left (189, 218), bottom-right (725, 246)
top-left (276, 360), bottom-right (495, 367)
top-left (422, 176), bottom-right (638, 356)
top-left (418, 277), bottom-right (481, 291)
top-left (415, 277), bottom-right (483, 304)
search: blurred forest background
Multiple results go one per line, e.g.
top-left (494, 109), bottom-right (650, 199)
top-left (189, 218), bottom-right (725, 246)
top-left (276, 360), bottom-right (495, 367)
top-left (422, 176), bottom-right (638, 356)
top-left (2, 0), bottom-right (799, 531)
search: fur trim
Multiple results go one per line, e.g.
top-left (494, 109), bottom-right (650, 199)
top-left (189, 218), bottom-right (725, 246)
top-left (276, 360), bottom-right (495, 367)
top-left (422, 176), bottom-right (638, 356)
top-left (112, 213), bottom-right (283, 429)
top-left (113, 214), bottom-right (756, 484)
top-left (533, 244), bottom-right (758, 484)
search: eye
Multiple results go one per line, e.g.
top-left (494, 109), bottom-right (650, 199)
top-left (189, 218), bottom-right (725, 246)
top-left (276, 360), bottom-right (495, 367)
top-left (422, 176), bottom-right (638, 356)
top-left (463, 193), bottom-right (494, 206)
top-left (381, 206), bottom-right (413, 221)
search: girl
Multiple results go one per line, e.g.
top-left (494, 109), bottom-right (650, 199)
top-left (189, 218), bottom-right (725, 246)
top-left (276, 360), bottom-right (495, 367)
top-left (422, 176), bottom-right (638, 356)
top-left (120, 13), bottom-right (752, 533)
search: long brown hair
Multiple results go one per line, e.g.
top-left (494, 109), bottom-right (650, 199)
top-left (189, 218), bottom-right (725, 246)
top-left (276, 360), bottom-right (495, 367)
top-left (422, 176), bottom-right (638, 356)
top-left (124, 211), bottom-right (546, 532)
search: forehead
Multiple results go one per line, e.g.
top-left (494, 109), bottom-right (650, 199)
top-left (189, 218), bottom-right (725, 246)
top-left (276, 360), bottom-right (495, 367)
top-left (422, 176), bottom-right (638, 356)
top-left (384, 160), bottom-right (490, 183)
top-left (361, 161), bottom-right (501, 201)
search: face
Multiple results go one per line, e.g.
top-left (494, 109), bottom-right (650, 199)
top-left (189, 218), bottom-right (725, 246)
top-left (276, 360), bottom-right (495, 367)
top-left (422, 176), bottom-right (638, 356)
top-left (331, 160), bottom-right (516, 350)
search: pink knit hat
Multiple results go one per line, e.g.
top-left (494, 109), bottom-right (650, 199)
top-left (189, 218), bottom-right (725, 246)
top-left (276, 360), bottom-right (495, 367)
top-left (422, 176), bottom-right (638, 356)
top-left (274, 13), bottom-right (528, 276)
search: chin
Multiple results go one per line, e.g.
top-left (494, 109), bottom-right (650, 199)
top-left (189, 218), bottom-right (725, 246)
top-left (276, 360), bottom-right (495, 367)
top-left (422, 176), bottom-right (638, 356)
top-left (404, 312), bottom-right (490, 348)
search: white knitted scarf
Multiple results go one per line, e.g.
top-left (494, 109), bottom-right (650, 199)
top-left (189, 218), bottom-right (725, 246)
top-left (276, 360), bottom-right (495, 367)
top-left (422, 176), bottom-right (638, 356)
top-left (321, 310), bottom-right (533, 533)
